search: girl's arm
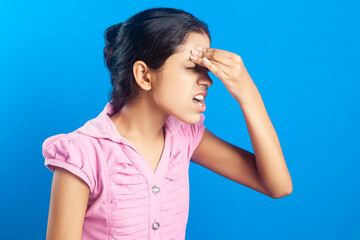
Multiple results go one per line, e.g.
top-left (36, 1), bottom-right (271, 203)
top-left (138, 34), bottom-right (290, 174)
top-left (46, 167), bottom-right (89, 240)
top-left (192, 87), bottom-right (292, 198)
top-left (190, 47), bottom-right (292, 199)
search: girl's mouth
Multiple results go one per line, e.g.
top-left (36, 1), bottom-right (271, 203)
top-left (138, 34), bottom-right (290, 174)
top-left (192, 98), bottom-right (206, 112)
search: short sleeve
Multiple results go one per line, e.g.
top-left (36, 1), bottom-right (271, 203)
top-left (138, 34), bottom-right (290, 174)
top-left (42, 133), bottom-right (96, 194)
top-left (187, 113), bottom-right (206, 158)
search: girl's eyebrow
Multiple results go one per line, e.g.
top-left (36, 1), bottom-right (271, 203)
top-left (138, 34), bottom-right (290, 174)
top-left (185, 60), bottom-right (196, 65)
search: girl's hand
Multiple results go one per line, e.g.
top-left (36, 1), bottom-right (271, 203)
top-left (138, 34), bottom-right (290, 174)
top-left (189, 46), bottom-right (257, 103)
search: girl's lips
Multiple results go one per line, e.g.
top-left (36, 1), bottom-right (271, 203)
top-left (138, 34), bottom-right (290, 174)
top-left (192, 98), bottom-right (206, 112)
top-left (192, 90), bottom-right (208, 112)
top-left (192, 91), bottom-right (208, 99)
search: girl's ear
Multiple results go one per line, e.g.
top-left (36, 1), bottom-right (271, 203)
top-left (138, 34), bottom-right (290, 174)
top-left (132, 60), bottom-right (155, 91)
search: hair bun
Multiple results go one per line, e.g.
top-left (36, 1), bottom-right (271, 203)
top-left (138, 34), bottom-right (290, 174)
top-left (104, 22), bottom-right (123, 71)
top-left (104, 22), bottom-right (123, 46)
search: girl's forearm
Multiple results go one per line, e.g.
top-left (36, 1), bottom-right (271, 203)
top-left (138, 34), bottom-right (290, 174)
top-left (237, 86), bottom-right (293, 198)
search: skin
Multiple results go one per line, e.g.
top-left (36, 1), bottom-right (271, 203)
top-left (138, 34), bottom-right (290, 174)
top-left (46, 168), bottom-right (89, 240)
top-left (46, 31), bottom-right (293, 239)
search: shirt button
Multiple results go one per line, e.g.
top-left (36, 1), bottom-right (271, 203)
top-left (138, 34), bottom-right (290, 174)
top-left (152, 221), bottom-right (160, 230)
top-left (151, 185), bottom-right (160, 194)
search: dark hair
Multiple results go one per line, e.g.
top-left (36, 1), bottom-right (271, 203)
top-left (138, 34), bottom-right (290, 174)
top-left (103, 7), bottom-right (211, 113)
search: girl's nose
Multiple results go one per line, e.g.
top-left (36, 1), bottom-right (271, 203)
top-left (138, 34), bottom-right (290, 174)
top-left (198, 73), bottom-right (213, 88)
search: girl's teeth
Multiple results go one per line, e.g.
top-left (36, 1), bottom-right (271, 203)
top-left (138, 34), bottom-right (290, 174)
top-left (194, 95), bottom-right (204, 101)
top-left (193, 99), bottom-right (203, 106)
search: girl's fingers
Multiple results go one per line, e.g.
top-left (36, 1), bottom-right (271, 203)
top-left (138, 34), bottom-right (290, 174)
top-left (189, 55), bottom-right (232, 77)
top-left (210, 61), bottom-right (233, 75)
top-left (194, 47), bottom-right (237, 67)
top-left (200, 57), bottom-right (230, 81)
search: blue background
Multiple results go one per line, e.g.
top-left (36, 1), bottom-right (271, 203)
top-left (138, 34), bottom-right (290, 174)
top-left (1, 0), bottom-right (359, 239)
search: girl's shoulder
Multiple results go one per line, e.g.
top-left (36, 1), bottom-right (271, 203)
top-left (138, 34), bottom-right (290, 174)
top-left (177, 113), bottom-right (206, 138)
top-left (42, 131), bottom-right (97, 158)
top-left (170, 113), bottom-right (206, 156)
top-left (42, 131), bottom-right (101, 198)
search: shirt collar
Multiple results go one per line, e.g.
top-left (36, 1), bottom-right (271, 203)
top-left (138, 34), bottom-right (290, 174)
top-left (75, 101), bottom-right (182, 143)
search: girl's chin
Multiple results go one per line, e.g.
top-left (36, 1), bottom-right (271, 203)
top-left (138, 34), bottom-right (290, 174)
top-left (178, 113), bottom-right (202, 125)
top-left (166, 105), bottom-right (203, 124)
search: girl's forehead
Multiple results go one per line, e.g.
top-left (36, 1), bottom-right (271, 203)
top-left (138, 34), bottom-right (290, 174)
top-left (183, 32), bottom-right (210, 47)
top-left (176, 33), bottom-right (210, 54)
top-left (167, 33), bottom-right (210, 62)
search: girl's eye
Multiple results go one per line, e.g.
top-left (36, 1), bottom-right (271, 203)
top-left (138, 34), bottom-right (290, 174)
top-left (186, 66), bottom-right (197, 71)
top-left (186, 66), bottom-right (209, 72)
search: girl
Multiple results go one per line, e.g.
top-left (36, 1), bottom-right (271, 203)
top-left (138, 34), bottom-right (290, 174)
top-left (42, 7), bottom-right (292, 240)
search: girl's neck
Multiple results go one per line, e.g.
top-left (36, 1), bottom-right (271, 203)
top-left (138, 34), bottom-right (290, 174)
top-left (109, 96), bottom-right (168, 141)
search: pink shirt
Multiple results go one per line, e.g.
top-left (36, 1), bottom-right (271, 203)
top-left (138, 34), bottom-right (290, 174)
top-left (42, 101), bottom-right (206, 240)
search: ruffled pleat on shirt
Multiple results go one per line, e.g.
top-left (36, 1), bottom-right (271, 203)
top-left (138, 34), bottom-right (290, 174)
top-left (105, 141), bottom-right (189, 240)
top-left (108, 155), bottom-right (149, 239)
top-left (160, 148), bottom-right (189, 240)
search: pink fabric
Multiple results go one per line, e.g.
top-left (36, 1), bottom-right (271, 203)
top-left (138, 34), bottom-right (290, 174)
top-left (42, 101), bottom-right (206, 240)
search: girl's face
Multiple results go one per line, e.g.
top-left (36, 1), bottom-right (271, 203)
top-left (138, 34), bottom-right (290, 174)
top-left (151, 32), bottom-right (213, 124)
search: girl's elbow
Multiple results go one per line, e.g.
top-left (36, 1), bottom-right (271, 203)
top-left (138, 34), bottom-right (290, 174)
top-left (271, 185), bottom-right (293, 199)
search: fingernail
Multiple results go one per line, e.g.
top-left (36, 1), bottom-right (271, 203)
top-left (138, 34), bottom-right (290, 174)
top-left (189, 55), bottom-right (197, 61)
top-left (196, 46), bottom-right (203, 51)
top-left (192, 49), bottom-right (199, 55)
